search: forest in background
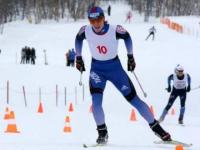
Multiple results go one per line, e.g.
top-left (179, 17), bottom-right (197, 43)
top-left (0, 0), bottom-right (200, 26)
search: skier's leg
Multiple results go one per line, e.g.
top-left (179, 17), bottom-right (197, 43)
top-left (109, 68), bottom-right (154, 123)
top-left (90, 72), bottom-right (106, 125)
top-left (159, 93), bottom-right (177, 122)
top-left (145, 34), bottom-right (150, 40)
top-left (89, 70), bottom-right (108, 144)
top-left (152, 33), bottom-right (155, 40)
top-left (109, 67), bottom-right (171, 141)
top-left (179, 93), bottom-right (186, 124)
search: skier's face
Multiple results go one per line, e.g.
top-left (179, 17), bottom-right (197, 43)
top-left (89, 16), bottom-right (105, 32)
top-left (177, 70), bottom-right (184, 77)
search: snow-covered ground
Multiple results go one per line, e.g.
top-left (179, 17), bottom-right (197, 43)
top-left (0, 2), bottom-right (200, 150)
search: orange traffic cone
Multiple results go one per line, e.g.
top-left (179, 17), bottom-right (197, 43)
top-left (68, 102), bottom-right (74, 112)
top-left (37, 102), bottom-right (43, 113)
top-left (63, 115), bottom-right (72, 133)
top-left (9, 111), bottom-right (15, 119)
top-left (130, 109), bottom-right (137, 121)
top-left (150, 105), bottom-right (155, 117)
top-left (89, 104), bottom-right (93, 113)
top-left (4, 110), bottom-right (15, 120)
top-left (175, 144), bottom-right (184, 150)
top-left (4, 107), bottom-right (11, 120)
top-left (171, 108), bottom-right (175, 115)
top-left (5, 107), bottom-right (10, 113)
top-left (4, 111), bottom-right (20, 133)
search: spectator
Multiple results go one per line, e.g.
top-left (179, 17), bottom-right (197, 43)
top-left (20, 47), bottom-right (26, 64)
top-left (25, 47), bottom-right (31, 64)
top-left (30, 47), bottom-right (36, 64)
top-left (69, 48), bottom-right (76, 67)
top-left (65, 49), bottom-right (71, 66)
top-left (107, 5), bottom-right (111, 16)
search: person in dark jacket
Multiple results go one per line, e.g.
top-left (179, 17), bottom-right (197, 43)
top-left (107, 5), bottom-right (111, 16)
top-left (30, 47), bottom-right (36, 64)
top-left (69, 48), bottom-right (76, 67)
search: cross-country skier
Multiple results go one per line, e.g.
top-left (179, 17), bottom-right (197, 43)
top-left (125, 11), bottom-right (132, 23)
top-left (159, 64), bottom-right (191, 124)
top-left (75, 6), bottom-right (171, 145)
top-left (145, 26), bottom-right (156, 41)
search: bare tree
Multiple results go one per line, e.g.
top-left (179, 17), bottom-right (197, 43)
top-left (0, 0), bottom-right (200, 27)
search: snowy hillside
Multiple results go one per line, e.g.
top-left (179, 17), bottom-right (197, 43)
top-left (0, 2), bottom-right (200, 150)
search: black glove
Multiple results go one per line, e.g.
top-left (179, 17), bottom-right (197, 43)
top-left (76, 56), bottom-right (85, 73)
top-left (166, 86), bottom-right (171, 92)
top-left (127, 54), bottom-right (136, 72)
top-left (186, 85), bottom-right (191, 92)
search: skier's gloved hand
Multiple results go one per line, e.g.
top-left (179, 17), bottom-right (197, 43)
top-left (127, 54), bottom-right (136, 72)
top-left (76, 56), bottom-right (85, 73)
top-left (186, 85), bottom-right (191, 92)
top-left (166, 86), bottom-right (171, 93)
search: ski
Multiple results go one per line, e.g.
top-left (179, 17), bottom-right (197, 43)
top-left (178, 123), bottom-right (185, 127)
top-left (83, 140), bottom-right (192, 148)
top-left (154, 139), bottom-right (192, 147)
top-left (83, 143), bottom-right (107, 148)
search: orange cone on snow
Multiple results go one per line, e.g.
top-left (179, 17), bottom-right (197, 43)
top-left (5, 107), bottom-right (9, 112)
top-left (175, 144), bottom-right (184, 150)
top-left (63, 115), bottom-right (72, 133)
top-left (171, 108), bottom-right (175, 115)
top-left (89, 104), bottom-right (93, 113)
top-left (130, 109), bottom-right (137, 121)
top-left (68, 103), bottom-right (74, 112)
top-left (4, 111), bottom-right (20, 133)
top-left (9, 111), bottom-right (15, 119)
top-left (4, 109), bottom-right (15, 120)
top-left (150, 105), bottom-right (155, 117)
top-left (4, 107), bottom-right (11, 120)
top-left (65, 116), bottom-right (70, 122)
top-left (37, 102), bottom-right (43, 113)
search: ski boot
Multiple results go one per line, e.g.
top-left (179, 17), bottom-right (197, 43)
top-left (96, 124), bottom-right (108, 144)
top-left (178, 120), bottom-right (184, 124)
top-left (178, 113), bottom-right (184, 125)
top-left (149, 120), bottom-right (171, 141)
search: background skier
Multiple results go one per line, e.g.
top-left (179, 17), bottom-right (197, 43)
top-left (159, 64), bottom-right (191, 125)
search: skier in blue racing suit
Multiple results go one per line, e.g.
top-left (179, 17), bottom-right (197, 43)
top-left (75, 6), bottom-right (171, 144)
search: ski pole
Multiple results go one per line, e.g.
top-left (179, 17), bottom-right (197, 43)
top-left (133, 72), bottom-right (147, 97)
top-left (79, 72), bottom-right (83, 86)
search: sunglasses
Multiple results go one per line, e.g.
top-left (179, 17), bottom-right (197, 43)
top-left (177, 70), bottom-right (184, 75)
top-left (89, 17), bottom-right (104, 24)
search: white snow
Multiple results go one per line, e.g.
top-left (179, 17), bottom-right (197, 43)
top-left (0, 2), bottom-right (200, 150)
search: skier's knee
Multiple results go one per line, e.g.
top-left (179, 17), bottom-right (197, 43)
top-left (89, 80), bottom-right (104, 94)
top-left (90, 87), bottom-right (103, 94)
top-left (125, 78), bottom-right (137, 102)
top-left (125, 89), bottom-right (136, 102)
top-left (166, 103), bottom-right (172, 110)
